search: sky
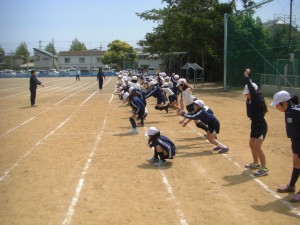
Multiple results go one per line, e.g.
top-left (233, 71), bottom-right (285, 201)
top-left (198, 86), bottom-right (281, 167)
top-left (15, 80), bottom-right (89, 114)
top-left (0, 0), bottom-right (299, 55)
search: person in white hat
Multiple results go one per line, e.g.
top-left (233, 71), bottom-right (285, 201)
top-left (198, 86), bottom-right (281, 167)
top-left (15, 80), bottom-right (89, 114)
top-left (176, 78), bottom-right (195, 125)
top-left (145, 80), bottom-right (169, 113)
top-left (243, 68), bottom-right (269, 177)
top-left (161, 82), bottom-right (177, 110)
top-left (128, 75), bottom-right (141, 90)
top-left (271, 90), bottom-right (300, 202)
top-left (145, 127), bottom-right (176, 166)
top-left (123, 91), bottom-right (146, 133)
top-left (179, 99), bottom-right (229, 154)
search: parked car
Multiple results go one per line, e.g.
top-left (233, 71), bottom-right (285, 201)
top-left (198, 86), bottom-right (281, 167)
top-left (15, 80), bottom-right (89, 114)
top-left (48, 69), bottom-right (59, 76)
top-left (69, 68), bottom-right (78, 76)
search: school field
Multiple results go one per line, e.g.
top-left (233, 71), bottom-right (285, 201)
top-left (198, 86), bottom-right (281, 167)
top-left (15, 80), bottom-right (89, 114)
top-left (0, 77), bottom-right (299, 225)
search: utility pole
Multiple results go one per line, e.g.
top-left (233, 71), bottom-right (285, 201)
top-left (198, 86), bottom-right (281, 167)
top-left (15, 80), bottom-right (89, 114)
top-left (52, 38), bottom-right (55, 69)
top-left (39, 40), bottom-right (42, 49)
top-left (288, 0), bottom-right (293, 53)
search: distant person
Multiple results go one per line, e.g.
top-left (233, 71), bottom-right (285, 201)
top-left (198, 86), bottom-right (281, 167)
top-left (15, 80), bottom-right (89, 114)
top-left (76, 69), bottom-right (80, 81)
top-left (29, 70), bottom-right (44, 107)
top-left (97, 67), bottom-right (106, 90)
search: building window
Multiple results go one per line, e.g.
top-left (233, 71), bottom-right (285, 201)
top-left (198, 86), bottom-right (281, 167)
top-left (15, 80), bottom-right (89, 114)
top-left (65, 58), bottom-right (70, 63)
top-left (79, 57), bottom-right (85, 63)
top-left (34, 55), bottom-right (40, 61)
top-left (97, 57), bottom-right (101, 62)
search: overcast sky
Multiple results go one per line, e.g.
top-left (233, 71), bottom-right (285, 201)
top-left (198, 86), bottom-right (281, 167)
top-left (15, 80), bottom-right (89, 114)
top-left (0, 0), bottom-right (299, 55)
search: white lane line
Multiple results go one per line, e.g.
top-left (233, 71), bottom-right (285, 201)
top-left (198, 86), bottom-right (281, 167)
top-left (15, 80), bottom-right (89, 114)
top-left (184, 122), bottom-right (300, 217)
top-left (62, 116), bottom-right (107, 225)
top-left (223, 154), bottom-right (300, 217)
top-left (159, 169), bottom-right (188, 225)
top-left (0, 79), bottom-right (113, 181)
top-left (0, 78), bottom-right (112, 137)
top-left (62, 90), bottom-right (114, 225)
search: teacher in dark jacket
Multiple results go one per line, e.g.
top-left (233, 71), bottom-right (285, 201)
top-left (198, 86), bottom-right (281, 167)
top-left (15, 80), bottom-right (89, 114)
top-left (97, 67), bottom-right (106, 91)
top-left (29, 70), bottom-right (44, 107)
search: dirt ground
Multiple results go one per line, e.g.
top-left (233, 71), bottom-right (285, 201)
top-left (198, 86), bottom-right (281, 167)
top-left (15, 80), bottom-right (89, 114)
top-left (0, 77), bottom-right (299, 225)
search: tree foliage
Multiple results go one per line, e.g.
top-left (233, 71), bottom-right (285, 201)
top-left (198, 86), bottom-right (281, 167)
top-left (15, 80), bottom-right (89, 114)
top-left (45, 42), bottom-right (57, 55)
top-left (137, 0), bottom-right (234, 80)
top-left (101, 40), bottom-right (137, 70)
top-left (0, 45), bottom-right (4, 55)
top-left (69, 38), bottom-right (87, 51)
top-left (15, 42), bottom-right (30, 60)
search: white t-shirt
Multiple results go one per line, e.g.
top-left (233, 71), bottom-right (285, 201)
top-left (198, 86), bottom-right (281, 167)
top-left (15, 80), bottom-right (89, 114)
top-left (182, 88), bottom-right (194, 105)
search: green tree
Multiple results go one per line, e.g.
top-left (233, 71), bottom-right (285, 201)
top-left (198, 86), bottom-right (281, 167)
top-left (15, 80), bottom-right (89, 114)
top-left (137, 0), bottom-right (234, 80)
top-left (69, 38), bottom-right (87, 51)
top-left (0, 45), bottom-right (4, 55)
top-left (101, 40), bottom-right (136, 70)
top-left (15, 42), bottom-right (30, 60)
top-left (45, 42), bottom-right (57, 55)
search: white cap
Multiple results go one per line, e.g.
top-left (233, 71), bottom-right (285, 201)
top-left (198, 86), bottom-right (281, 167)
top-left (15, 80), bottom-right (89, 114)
top-left (118, 74), bottom-right (122, 78)
top-left (194, 99), bottom-right (204, 108)
top-left (123, 92), bottom-right (129, 100)
top-left (271, 90), bottom-right (291, 106)
top-left (176, 78), bottom-right (186, 87)
top-left (149, 81), bottom-right (156, 86)
top-left (145, 127), bottom-right (160, 136)
top-left (165, 76), bottom-right (170, 80)
top-left (131, 75), bottom-right (137, 81)
top-left (128, 87), bottom-right (135, 93)
top-left (162, 82), bottom-right (169, 88)
top-left (243, 83), bottom-right (258, 94)
top-left (174, 75), bottom-right (179, 80)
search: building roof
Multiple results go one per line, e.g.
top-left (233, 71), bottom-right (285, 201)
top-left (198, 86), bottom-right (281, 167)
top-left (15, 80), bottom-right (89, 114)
top-left (58, 49), bottom-right (105, 56)
top-left (181, 63), bottom-right (203, 70)
top-left (20, 62), bottom-right (34, 68)
top-left (33, 48), bottom-right (57, 58)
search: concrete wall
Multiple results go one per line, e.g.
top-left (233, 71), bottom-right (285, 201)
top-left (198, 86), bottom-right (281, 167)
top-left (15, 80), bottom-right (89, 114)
top-left (262, 84), bottom-right (300, 98)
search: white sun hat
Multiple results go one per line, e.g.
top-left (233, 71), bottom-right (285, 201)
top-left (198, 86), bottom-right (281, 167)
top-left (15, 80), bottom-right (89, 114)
top-left (176, 78), bottom-right (186, 87)
top-left (194, 99), bottom-right (205, 108)
top-left (271, 90), bottom-right (291, 106)
top-left (145, 127), bottom-right (160, 136)
top-left (123, 92), bottom-right (129, 100)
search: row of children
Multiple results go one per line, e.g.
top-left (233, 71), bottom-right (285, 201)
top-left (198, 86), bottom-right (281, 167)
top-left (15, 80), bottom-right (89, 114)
top-left (113, 69), bottom-right (300, 202)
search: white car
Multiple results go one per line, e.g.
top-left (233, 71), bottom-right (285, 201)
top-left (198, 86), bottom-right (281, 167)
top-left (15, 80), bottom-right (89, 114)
top-left (48, 69), bottom-right (59, 76)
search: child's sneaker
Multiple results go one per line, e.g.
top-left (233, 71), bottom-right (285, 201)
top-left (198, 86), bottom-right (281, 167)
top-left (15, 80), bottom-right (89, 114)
top-left (218, 147), bottom-right (229, 154)
top-left (213, 146), bottom-right (222, 151)
top-left (245, 163), bottom-right (261, 169)
top-left (254, 168), bottom-right (269, 177)
top-left (277, 184), bottom-right (295, 193)
top-left (146, 157), bottom-right (159, 163)
top-left (130, 128), bottom-right (138, 133)
top-left (290, 191), bottom-right (300, 202)
top-left (154, 160), bottom-right (167, 166)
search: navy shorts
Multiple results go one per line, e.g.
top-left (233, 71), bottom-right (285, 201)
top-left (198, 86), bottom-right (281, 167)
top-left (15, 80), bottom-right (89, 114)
top-left (291, 138), bottom-right (300, 158)
top-left (168, 94), bottom-right (177, 103)
top-left (157, 96), bottom-right (166, 105)
top-left (186, 103), bottom-right (194, 113)
top-left (208, 120), bottom-right (220, 134)
top-left (250, 120), bottom-right (268, 140)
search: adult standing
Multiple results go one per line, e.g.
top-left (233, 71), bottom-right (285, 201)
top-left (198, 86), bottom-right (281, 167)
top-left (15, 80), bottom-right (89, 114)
top-left (29, 70), bottom-right (44, 107)
top-left (272, 91), bottom-right (300, 202)
top-left (76, 68), bottom-right (80, 81)
top-left (97, 67), bottom-right (106, 90)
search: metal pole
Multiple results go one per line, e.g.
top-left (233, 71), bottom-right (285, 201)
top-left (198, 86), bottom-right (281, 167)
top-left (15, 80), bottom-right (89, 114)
top-left (223, 13), bottom-right (228, 91)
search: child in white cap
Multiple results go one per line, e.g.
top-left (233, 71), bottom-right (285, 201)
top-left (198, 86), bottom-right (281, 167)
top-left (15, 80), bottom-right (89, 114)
top-left (271, 90), bottom-right (300, 202)
top-left (145, 127), bottom-right (176, 166)
top-left (179, 99), bottom-right (229, 154)
top-left (243, 68), bottom-right (269, 177)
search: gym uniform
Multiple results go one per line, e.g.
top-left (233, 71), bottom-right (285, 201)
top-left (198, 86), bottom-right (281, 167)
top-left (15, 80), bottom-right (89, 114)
top-left (129, 96), bottom-right (146, 127)
top-left (285, 101), bottom-right (300, 157)
top-left (145, 85), bottom-right (167, 105)
top-left (182, 109), bottom-right (220, 134)
top-left (245, 77), bottom-right (268, 140)
top-left (150, 135), bottom-right (176, 160)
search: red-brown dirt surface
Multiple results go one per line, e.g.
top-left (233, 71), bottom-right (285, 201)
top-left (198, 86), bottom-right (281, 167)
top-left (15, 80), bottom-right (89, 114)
top-left (0, 77), bottom-right (299, 225)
